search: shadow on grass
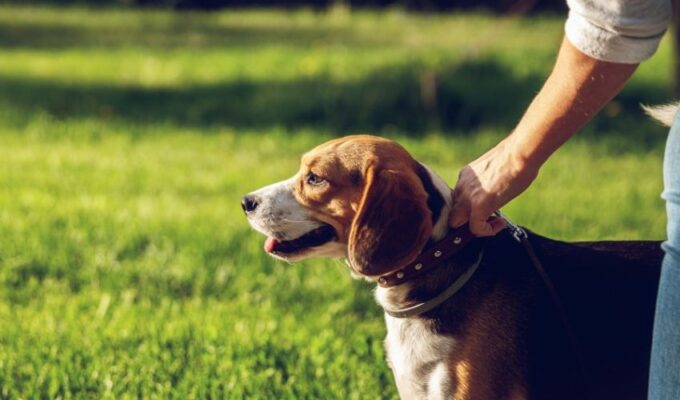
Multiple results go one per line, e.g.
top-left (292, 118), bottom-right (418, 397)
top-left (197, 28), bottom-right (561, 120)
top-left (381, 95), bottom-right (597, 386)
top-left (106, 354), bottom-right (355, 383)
top-left (0, 58), bottom-right (671, 140)
top-left (0, 18), bottom-right (385, 50)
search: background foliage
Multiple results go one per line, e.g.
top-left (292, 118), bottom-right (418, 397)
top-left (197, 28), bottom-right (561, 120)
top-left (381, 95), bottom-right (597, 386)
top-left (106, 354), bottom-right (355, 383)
top-left (5, 0), bottom-right (567, 12)
top-left (0, 4), bottom-right (671, 398)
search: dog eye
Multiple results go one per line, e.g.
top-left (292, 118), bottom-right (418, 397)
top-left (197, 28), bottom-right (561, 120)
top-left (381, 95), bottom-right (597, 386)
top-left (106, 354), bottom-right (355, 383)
top-left (305, 172), bottom-right (325, 186)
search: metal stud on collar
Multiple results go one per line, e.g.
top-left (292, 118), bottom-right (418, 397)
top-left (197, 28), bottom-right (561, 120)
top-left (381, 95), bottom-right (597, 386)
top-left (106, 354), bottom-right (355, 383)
top-left (382, 250), bottom-right (485, 318)
top-left (375, 224), bottom-right (475, 288)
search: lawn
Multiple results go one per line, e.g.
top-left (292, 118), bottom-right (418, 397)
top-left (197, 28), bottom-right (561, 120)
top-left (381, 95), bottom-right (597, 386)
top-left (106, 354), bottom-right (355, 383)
top-left (0, 5), bottom-right (672, 399)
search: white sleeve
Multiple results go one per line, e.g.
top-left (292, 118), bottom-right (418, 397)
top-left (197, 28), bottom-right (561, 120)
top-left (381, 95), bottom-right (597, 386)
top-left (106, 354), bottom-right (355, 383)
top-left (565, 0), bottom-right (672, 64)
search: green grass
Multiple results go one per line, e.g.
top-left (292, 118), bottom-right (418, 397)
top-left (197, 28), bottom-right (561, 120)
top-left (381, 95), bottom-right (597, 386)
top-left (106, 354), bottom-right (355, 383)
top-left (0, 5), bottom-right (671, 399)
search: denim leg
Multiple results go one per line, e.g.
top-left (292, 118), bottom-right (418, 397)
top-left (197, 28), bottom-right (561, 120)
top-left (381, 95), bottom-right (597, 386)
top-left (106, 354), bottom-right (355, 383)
top-left (649, 108), bottom-right (680, 400)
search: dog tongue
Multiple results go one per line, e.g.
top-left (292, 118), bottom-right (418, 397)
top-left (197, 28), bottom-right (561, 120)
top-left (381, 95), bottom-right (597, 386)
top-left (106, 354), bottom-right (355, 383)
top-left (264, 237), bottom-right (279, 253)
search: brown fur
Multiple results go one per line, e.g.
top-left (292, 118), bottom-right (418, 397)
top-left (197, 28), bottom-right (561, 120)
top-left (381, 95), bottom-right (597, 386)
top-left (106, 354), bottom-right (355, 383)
top-left (291, 136), bottom-right (534, 397)
top-left (293, 135), bottom-right (433, 276)
top-left (248, 135), bottom-right (662, 399)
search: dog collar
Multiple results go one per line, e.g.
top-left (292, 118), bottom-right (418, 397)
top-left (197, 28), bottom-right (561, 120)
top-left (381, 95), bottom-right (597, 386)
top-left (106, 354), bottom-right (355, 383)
top-left (376, 224), bottom-right (477, 288)
top-left (381, 249), bottom-right (484, 318)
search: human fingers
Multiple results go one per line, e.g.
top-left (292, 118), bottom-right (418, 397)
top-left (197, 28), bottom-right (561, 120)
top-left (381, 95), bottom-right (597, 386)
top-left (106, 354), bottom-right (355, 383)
top-left (486, 215), bottom-right (507, 235)
top-left (448, 187), bottom-right (470, 228)
top-left (469, 206), bottom-right (502, 237)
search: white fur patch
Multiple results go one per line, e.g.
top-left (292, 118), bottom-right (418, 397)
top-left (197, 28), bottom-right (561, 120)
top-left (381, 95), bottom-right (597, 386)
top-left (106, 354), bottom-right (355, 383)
top-left (428, 362), bottom-right (454, 400)
top-left (385, 316), bottom-right (456, 399)
top-left (244, 176), bottom-right (343, 260)
top-left (246, 176), bottom-right (320, 241)
top-left (643, 102), bottom-right (680, 127)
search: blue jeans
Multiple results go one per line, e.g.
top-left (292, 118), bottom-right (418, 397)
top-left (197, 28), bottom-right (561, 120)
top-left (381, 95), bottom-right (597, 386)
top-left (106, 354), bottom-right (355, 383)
top-left (649, 108), bottom-right (680, 399)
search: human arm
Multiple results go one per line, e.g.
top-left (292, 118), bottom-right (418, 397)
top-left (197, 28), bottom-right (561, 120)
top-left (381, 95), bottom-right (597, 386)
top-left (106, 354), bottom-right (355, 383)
top-left (448, 37), bottom-right (638, 235)
top-left (448, 0), bottom-right (671, 236)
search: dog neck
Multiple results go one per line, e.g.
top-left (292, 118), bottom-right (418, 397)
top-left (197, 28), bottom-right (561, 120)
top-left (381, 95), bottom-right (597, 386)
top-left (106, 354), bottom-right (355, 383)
top-left (374, 163), bottom-right (480, 313)
top-left (418, 163), bottom-right (452, 242)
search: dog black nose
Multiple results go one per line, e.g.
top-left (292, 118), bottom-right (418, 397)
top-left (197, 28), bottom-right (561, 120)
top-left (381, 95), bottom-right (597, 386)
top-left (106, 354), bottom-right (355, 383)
top-left (241, 195), bottom-right (259, 214)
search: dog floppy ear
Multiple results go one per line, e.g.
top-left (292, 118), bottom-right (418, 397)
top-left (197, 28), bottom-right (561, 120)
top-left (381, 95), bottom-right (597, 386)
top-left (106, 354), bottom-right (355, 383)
top-left (348, 162), bottom-right (433, 276)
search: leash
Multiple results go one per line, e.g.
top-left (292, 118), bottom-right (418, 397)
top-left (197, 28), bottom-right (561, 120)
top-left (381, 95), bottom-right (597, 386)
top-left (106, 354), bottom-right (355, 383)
top-left (377, 210), bottom-right (593, 397)
top-left (498, 212), bottom-right (593, 400)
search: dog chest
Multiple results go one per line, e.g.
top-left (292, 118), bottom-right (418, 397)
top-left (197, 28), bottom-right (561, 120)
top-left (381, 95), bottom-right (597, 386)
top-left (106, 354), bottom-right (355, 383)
top-left (384, 315), bottom-right (457, 399)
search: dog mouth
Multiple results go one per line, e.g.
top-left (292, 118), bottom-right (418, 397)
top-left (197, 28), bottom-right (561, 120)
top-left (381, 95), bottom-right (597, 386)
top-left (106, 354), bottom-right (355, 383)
top-left (264, 224), bottom-right (336, 255)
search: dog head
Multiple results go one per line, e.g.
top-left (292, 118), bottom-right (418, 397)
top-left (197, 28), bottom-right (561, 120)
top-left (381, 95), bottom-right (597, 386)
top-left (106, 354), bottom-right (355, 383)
top-left (242, 135), bottom-right (448, 277)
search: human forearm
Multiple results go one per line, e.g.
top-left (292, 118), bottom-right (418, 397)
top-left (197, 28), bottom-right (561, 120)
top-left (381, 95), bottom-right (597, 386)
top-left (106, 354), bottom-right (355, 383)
top-left (450, 0), bottom-right (669, 236)
top-left (507, 38), bottom-right (638, 171)
top-left (449, 37), bottom-right (638, 235)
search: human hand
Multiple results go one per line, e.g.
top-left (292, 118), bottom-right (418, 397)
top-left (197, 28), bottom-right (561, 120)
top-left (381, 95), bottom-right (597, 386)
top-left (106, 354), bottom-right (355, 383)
top-left (447, 38), bottom-right (637, 237)
top-left (448, 137), bottom-right (539, 236)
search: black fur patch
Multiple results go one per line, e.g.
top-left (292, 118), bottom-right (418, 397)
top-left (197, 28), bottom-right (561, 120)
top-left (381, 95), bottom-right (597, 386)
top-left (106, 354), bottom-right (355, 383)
top-left (349, 169), bottom-right (362, 186)
top-left (416, 163), bottom-right (445, 226)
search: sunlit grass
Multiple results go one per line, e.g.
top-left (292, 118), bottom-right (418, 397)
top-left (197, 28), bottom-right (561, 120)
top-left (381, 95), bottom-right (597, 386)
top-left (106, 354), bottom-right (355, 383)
top-left (0, 4), bottom-right (671, 398)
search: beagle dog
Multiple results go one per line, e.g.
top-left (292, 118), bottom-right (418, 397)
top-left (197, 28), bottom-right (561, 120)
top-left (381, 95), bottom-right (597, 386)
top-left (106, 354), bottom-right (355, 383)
top-left (242, 135), bottom-right (662, 400)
